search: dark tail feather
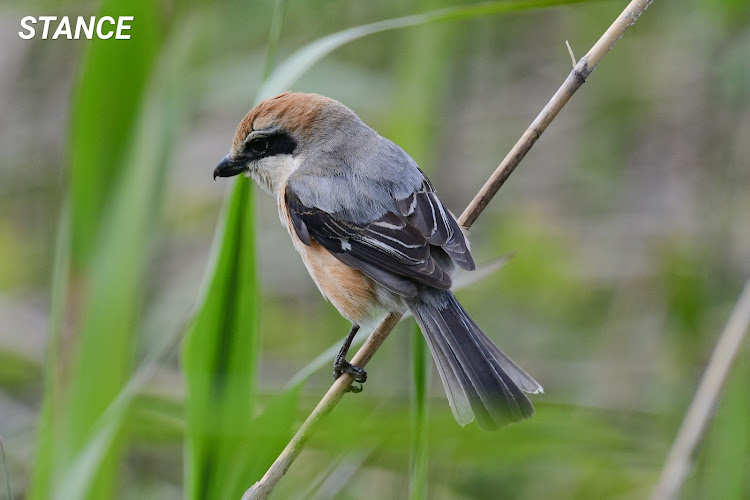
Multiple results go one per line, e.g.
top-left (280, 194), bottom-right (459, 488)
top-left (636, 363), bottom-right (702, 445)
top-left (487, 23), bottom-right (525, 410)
top-left (407, 290), bottom-right (542, 430)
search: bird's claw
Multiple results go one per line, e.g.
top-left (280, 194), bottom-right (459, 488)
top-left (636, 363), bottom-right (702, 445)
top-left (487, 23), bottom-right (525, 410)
top-left (333, 359), bottom-right (367, 392)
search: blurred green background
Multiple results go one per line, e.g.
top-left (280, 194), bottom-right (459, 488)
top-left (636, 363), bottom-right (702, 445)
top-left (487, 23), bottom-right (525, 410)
top-left (1, 0), bottom-right (749, 499)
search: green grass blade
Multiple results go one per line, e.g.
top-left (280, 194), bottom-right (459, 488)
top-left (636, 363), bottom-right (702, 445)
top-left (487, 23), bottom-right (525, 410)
top-left (262, 0), bottom-right (288, 80)
top-left (257, 0), bottom-right (595, 101)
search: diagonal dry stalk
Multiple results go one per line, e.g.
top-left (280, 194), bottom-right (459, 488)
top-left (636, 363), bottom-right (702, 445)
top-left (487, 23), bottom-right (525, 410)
top-left (243, 1), bottom-right (654, 498)
top-left (652, 280), bottom-right (750, 500)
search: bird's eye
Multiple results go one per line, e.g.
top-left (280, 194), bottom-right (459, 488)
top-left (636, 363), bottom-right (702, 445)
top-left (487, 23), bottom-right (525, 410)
top-left (248, 137), bottom-right (268, 155)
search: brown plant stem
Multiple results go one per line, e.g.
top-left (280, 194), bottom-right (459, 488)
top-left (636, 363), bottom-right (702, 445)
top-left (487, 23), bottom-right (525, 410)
top-left (244, 1), bottom-right (653, 498)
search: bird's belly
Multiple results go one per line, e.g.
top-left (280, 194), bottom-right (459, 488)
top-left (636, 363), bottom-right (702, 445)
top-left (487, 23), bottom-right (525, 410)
top-left (277, 194), bottom-right (380, 325)
top-left (300, 240), bottom-right (379, 325)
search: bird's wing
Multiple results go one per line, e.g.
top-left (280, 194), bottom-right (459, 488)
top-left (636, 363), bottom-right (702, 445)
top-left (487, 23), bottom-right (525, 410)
top-left (393, 178), bottom-right (475, 272)
top-left (286, 179), bottom-right (474, 298)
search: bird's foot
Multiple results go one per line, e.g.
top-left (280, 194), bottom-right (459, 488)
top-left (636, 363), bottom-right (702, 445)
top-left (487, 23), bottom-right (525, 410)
top-left (333, 359), bottom-right (367, 393)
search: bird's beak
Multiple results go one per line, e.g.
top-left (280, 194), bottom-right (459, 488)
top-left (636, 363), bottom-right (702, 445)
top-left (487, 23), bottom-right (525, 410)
top-left (213, 154), bottom-right (248, 180)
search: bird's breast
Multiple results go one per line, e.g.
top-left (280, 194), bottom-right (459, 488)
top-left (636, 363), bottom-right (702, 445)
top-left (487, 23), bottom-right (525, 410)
top-left (277, 185), bottom-right (379, 325)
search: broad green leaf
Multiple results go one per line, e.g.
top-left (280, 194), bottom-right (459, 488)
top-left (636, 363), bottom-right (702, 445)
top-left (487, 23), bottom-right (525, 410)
top-left (182, 3), bottom-right (286, 498)
top-left (183, 177), bottom-right (261, 500)
top-left (69, 0), bottom-right (161, 265)
top-left (30, 8), bottom-right (192, 499)
top-left (33, 0), bottom-right (162, 494)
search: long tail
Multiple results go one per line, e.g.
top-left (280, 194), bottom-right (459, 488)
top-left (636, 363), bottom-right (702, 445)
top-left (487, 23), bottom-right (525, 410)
top-left (407, 289), bottom-right (542, 430)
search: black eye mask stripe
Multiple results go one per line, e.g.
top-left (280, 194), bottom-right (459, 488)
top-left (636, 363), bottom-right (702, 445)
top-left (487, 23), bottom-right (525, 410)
top-left (243, 131), bottom-right (297, 160)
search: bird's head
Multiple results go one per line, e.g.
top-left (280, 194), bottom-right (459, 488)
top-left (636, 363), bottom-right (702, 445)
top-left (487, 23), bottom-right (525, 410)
top-left (213, 92), bottom-right (369, 193)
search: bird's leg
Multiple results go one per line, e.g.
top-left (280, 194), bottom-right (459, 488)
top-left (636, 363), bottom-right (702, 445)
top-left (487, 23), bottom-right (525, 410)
top-left (333, 324), bottom-right (367, 392)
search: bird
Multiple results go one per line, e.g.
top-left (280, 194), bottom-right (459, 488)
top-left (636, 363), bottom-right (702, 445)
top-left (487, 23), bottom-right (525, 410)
top-left (213, 92), bottom-right (542, 430)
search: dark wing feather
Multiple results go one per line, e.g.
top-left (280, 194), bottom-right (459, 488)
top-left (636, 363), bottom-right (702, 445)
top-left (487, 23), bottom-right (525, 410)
top-left (287, 187), bottom-right (454, 297)
top-left (394, 180), bottom-right (475, 271)
top-left (286, 174), bottom-right (475, 298)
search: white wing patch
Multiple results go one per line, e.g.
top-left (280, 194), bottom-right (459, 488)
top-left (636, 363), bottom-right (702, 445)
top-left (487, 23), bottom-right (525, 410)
top-left (372, 220), bottom-right (406, 231)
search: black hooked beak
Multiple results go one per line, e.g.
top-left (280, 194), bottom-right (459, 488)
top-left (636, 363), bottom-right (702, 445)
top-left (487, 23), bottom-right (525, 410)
top-left (213, 155), bottom-right (248, 180)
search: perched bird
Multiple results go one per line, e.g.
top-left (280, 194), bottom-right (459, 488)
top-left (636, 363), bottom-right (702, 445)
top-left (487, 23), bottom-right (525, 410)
top-left (214, 92), bottom-right (542, 430)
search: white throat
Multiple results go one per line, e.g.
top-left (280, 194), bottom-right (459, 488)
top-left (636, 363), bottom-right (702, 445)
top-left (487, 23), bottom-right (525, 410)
top-left (245, 154), bottom-right (303, 195)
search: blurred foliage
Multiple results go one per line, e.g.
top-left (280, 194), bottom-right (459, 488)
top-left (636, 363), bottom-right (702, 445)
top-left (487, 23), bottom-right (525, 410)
top-left (0, 0), bottom-right (749, 499)
top-left (69, 0), bottom-right (162, 266)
